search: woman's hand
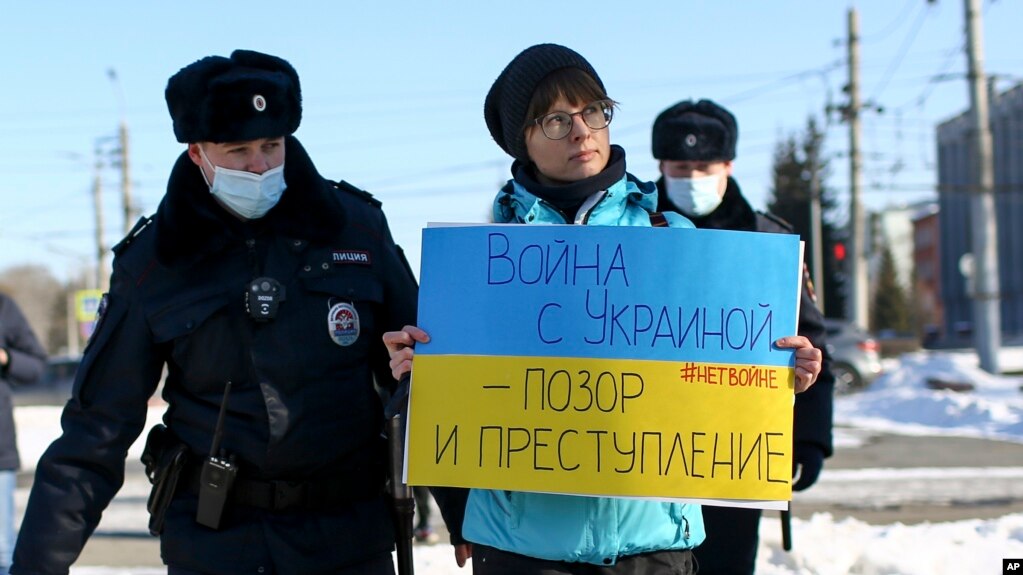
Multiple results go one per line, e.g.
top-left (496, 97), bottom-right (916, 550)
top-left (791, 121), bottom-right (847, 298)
top-left (382, 325), bottom-right (430, 381)
top-left (775, 336), bottom-right (822, 393)
top-left (454, 543), bottom-right (473, 567)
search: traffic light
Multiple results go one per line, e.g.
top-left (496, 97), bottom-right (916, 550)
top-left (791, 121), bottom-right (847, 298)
top-left (833, 242), bottom-right (846, 262)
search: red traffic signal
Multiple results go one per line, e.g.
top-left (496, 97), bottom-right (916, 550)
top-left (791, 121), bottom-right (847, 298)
top-left (834, 242), bottom-right (846, 261)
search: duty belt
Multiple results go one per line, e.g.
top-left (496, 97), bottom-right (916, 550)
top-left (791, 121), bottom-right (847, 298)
top-left (185, 460), bottom-right (385, 512)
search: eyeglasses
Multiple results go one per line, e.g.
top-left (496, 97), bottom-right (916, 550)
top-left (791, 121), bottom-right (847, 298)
top-left (531, 100), bottom-right (615, 140)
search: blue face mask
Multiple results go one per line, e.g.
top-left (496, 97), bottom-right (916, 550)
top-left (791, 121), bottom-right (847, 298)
top-left (199, 147), bottom-right (286, 220)
top-left (664, 174), bottom-right (723, 216)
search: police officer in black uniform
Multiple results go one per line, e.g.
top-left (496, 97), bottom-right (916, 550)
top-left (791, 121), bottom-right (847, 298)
top-left (651, 99), bottom-right (835, 575)
top-left (12, 50), bottom-right (418, 575)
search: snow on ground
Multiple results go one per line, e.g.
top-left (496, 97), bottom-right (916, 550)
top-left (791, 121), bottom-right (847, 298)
top-left (834, 348), bottom-right (1023, 442)
top-left (14, 347), bottom-right (1023, 574)
top-left (57, 514), bottom-right (1023, 575)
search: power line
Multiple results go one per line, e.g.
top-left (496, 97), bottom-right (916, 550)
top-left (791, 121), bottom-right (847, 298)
top-left (868, 2), bottom-right (936, 103)
top-left (0, 185), bottom-right (94, 228)
top-left (720, 61), bottom-right (844, 105)
top-left (362, 159), bottom-right (506, 190)
top-left (894, 46), bottom-right (964, 112)
top-left (859, 0), bottom-right (921, 43)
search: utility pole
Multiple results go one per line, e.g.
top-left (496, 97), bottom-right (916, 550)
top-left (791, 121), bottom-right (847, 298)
top-left (845, 7), bottom-right (869, 329)
top-left (808, 133), bottom-right (826, 313)
top-left (964, 0), bottom-right (1001, 373)
top-left (119, 121), bottom-right (134, 235)
top-left (109, 69), bottom-right (136, 235)
top-left (66, 291), bottom-right (79, 356)
top-left (92, 143), bottom-right (108, 292)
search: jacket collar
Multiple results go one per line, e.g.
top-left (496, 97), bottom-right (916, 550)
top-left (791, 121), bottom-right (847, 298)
top-left (494, 170), bottom-right (657, 225)
top-left (495, 145), bottom-right (657, 224)
top-left (510, 144), bottom-right (627, 214)
top-left (153, 136), bottom-right (346, 267)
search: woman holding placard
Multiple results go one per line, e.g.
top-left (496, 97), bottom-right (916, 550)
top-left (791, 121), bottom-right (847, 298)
top-left (383, 43), bottom-right (823, 575)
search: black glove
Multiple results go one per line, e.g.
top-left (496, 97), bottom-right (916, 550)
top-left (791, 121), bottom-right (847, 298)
top-left (791, 443), bottom-right (825, 491)
top-left (384, 374), bottom-right (412, 420)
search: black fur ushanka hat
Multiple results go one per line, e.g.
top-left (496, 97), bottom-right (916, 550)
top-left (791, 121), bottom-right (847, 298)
top-left (651, 99), bottom-right (737, 162)
top-left (165, 49), bottom-right (302, 143)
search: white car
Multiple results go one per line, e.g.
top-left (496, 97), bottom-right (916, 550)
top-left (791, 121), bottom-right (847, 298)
top-left (823, 319), bottom-right (884, 394)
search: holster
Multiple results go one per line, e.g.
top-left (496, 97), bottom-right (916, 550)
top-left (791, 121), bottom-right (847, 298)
top-left (141, 424), bottom-right (189, 536)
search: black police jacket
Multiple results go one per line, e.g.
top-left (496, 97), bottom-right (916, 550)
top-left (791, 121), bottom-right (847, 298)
top-left (656, 176), bottom-right (834, 459)
top-left (0, 294), bottom-right (47, 471)
top-left (13, 137), bottom-right (419, 575)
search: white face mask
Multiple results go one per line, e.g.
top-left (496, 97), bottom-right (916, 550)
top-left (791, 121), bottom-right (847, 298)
top-left (664, 174), bottom-right (723, 216)
top-left (199, 147), bottom-right (286, 220)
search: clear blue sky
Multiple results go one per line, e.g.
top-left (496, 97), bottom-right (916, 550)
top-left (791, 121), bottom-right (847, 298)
top-left (2, 1), bottom-right (1021, 283)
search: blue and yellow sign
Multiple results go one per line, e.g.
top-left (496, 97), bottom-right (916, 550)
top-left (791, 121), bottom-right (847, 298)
top-left (407, 224), bottom-right (803, 506)
top-left (74, 289), bottom-right (104, 342)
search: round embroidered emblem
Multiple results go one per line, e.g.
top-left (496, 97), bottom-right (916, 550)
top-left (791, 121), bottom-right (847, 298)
top-left (328, 302), bottom-right (360, 346)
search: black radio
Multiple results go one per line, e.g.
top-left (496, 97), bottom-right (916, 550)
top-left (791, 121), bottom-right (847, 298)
top-left (196, 381), bottom-right (237, 529)
top-left (196, 454), bottom-right (237, 529)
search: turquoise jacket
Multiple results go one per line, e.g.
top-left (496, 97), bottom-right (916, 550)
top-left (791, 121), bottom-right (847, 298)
top-left (462, 173), bottom-right (705, 565)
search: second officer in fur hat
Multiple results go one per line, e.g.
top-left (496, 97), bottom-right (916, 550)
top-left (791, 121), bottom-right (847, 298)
top-left (13, 50), bottom-right (419, 575)
top-left (651, 98), bottom-right (836, 575)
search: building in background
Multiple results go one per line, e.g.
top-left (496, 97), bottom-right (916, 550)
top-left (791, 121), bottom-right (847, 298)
top-left (912, 204), bottom-right (942, 345)
top-left (866, 201), bottom-right (934, 341)
top-left (870, 205), bottom-right (918, 294)
top-left (936, 82), bottom-right (1023, 346)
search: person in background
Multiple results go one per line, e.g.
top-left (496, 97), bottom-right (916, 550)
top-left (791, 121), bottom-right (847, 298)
top-left (0, 293), bottom-right (47, 575)
top-left (12, 50), bottom-right (418, 574)
top-left (413, 485), bottom-right (439, 544)
top-left (652, 98), bottom-right (835, 575)
top-left (384, 44), bottom-right (824, 575)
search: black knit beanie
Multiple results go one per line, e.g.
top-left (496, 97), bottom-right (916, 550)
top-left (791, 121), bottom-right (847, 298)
top-left (651, 99), bottom-right (738, 162)
top-left (484, 44), bottom-right (605, 162)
